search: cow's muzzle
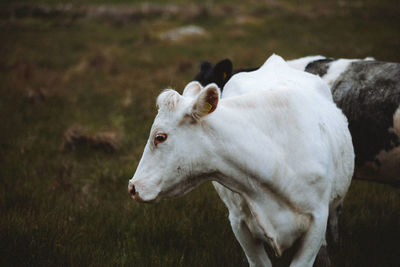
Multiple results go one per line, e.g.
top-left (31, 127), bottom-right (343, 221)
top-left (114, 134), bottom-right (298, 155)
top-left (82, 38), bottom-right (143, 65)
top-left (129, 184), bottom-right (136, 196)
top-left (128, 183), bottom-right (145, 202)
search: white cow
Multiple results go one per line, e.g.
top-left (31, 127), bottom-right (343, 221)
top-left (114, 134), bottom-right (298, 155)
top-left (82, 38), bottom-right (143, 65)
top-left (129, 55), bottom-right (354, 266)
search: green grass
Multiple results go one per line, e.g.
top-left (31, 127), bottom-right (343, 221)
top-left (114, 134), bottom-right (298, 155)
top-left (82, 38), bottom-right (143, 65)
top-left (1, 0), bottom-right (399, 266)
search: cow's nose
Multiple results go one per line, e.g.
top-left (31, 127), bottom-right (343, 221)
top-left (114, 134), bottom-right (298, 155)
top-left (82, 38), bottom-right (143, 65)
top-left (128, 182), bottom-right (145, 202)
top-left (129, 184), bottom-right (136, 196)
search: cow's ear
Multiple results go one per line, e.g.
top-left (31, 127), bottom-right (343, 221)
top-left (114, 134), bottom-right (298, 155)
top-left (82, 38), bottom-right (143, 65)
top-left (157, 89), bottom-right (181, 111)
top-left (193, 61), bottom-right (213, 85)
top-left (214, 59), bottom-right (233, 83)
top-left (191, 83), bottom-right (220, 119)
top-left (182, 81), bottom-right (202, 98)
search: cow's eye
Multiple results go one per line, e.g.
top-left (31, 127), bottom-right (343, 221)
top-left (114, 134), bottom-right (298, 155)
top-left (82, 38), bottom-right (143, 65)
top-left (154, 133), bottom-right (168, 146)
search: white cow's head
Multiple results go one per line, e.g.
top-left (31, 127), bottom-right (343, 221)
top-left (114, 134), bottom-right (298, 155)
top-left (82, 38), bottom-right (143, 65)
top-left (128, 82), bottom-right (220, 202)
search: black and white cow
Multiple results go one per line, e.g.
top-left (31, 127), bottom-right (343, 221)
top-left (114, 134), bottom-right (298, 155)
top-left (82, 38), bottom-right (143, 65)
top-left (194, 56), bottom-right (400, 187)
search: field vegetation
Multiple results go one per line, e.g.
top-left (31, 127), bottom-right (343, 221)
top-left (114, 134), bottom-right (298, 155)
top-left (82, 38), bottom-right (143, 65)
top-left (1, 0), bottom-right (399, 266)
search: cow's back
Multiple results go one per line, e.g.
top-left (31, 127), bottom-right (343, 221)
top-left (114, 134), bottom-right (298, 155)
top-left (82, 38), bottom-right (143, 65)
top-left (223, 54), bottom-right (332, 101)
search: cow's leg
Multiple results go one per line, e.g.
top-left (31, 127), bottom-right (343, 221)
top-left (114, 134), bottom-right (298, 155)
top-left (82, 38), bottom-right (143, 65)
top-left (327, 202), bottom-right (342, 246)
top-left (229, 215), bottom-right (272, 267)
top-left (313, 240), bottom-right (331, 267)
top-left (290, 209), bottom-right (329, 267)
top-left (314, 201), bottom-right (343, 267)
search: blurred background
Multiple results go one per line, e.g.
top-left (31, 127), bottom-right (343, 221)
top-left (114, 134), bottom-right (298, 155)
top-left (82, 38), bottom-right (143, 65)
top-left (1, 0), bottom-right (399, 266)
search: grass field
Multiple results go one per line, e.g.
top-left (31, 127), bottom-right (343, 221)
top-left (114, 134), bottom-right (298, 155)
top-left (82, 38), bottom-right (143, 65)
top-left (1, 0), bottom-right (399, 266)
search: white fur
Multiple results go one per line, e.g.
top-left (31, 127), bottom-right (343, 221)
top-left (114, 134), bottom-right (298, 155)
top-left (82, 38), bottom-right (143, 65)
top-left (322, 59), bottom-right (358, 86)
top-left (223, 54), bottom-right (332, 101)
top-left (129, 55), bottom-right (354, 267)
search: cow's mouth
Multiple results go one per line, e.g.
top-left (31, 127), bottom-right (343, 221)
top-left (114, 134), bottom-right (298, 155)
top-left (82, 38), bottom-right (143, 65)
top-left (129, 185), bottom-right (145, 202)
top-left (128, 185), bottom-right (159, 203)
